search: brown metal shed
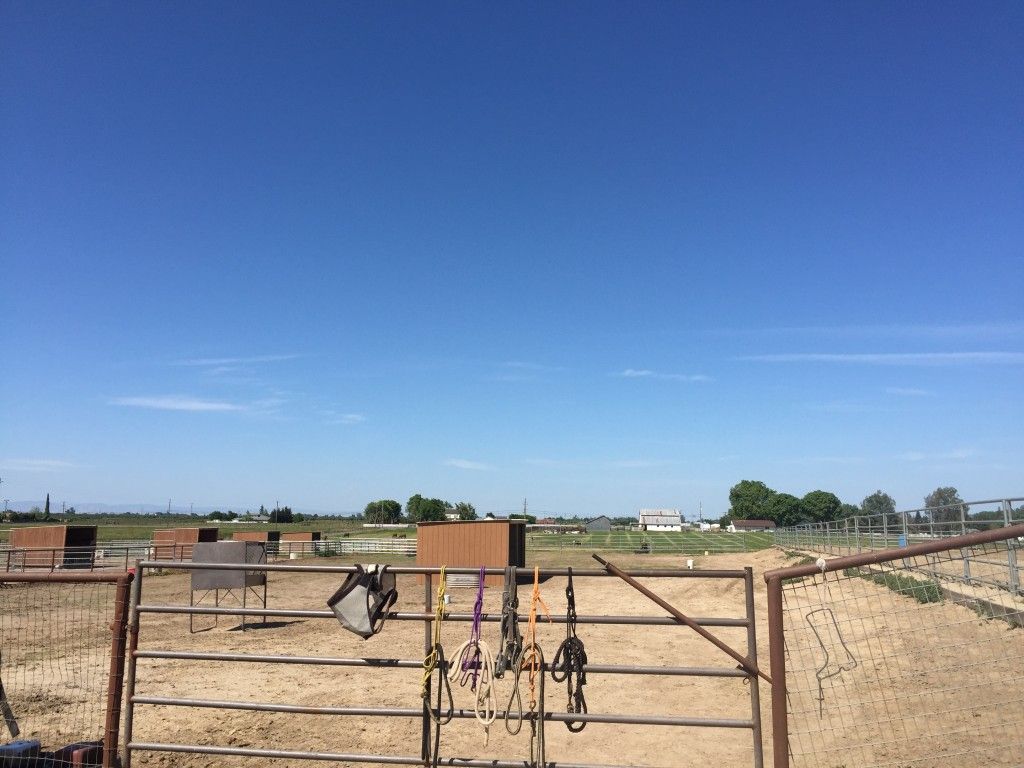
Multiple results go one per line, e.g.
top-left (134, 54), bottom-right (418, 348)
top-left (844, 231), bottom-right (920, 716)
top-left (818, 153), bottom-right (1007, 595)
top-left (9, 525), bottom-right (97, 568)
top-left (416, 520), bottom-right (526, 586)
top-left (152, 527), bottom-right (218, 560)
top-left (232, 529), bottom-right (281, 555)
top-left (280, 531), bottom-right (321, 542)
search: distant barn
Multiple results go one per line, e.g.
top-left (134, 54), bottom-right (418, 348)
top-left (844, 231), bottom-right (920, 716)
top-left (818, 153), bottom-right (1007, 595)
top-left (638, 509), bottom-right (683, 532)
top-left (731, 519), bottom-right (775, 531)
top-left (585, 515), bottom-right (612, 532)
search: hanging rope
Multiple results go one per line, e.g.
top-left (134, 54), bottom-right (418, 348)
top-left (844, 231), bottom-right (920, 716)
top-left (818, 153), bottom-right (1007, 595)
top-left (517, 565), bottom-right (550, 767)
top-left (421, 567), bottom-right (453, 768)
top-left (551, 567), bottom-right (588, 732)
top-left (495, 565), bottom-right (522, 679)
top-left (447, 567), bottom-right (497, 739)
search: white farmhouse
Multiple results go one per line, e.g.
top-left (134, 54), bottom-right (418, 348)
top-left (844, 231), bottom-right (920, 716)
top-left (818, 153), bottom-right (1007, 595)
top-left (638, 508), bottom-right (683, 532)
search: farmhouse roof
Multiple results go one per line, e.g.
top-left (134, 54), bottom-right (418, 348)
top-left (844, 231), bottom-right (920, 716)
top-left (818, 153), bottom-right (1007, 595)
top-left (732, 519), bottom-right (775, 529)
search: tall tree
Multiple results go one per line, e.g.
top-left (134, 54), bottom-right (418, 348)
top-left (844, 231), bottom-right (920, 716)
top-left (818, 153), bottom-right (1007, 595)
top-left (728, 480), bottom-right (777, 520)
top-left (364, 499), bottom-right (402, 524)
top-left (924, 487), bottom-right (966, 530)
top-left (44, 493), bottom-right (50, 518)
top-left (768, 493), bottom-right (804, 527)
top-left (406, 494), bottom-right (447, 523)
top-left (454, 502), bottom-right (477, 521)
top-left (801, 490), bottom-right (842, 523)
top-left (862, 490), bottom-right (896, 518)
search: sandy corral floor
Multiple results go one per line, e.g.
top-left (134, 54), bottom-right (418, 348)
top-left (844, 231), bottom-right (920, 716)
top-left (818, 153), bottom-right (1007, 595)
top-left (4, 547), bottom-right (1022, 768)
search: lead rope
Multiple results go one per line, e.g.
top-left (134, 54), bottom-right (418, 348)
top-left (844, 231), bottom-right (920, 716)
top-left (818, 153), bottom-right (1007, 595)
top-left (551, 567), bottom-right (588, 732)
top-left (448, 567), bottom-right (497, 742)
top-left (495, 565), bottom-right (522, 679)
top-left (421, 567), bottom-right (453, 768)
top-left (522, 565), bottom-right (550, 767)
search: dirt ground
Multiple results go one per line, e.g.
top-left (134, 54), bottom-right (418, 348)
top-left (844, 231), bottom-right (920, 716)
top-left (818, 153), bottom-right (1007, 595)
top-left (4, 546), bottom-right (1022, 767)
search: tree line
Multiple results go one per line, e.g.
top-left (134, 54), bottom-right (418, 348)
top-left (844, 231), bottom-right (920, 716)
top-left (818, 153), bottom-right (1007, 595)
top-left (363, 496), bottom-right (478, 524)
top-left (721, 482), bottom-right (985, 528)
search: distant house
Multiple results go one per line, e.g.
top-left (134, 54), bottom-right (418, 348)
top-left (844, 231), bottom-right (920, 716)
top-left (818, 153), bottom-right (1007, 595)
top-left (638, 509), bottom-right (683, 532)
top-left (536, 517), bottom-right (557, 526)
top-left (732, 519), bottom-right (775, 531)
top-left (585, 515), bottom-right (612, 532)
top-left (444, 509), bottom-right (462, 521)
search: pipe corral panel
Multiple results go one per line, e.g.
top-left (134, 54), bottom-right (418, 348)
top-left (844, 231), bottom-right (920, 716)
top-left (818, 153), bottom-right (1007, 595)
top-left (9, 525), bottom-right (97, 568)
top-left (190, 541), bottom-right (267, 590)
top-left (415, 520), bottom-right (526, 586)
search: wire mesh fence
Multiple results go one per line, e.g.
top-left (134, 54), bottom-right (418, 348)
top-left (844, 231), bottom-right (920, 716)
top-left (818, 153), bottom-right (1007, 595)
top-left (765, 524), bottom-right (1024, 768)
top-left (0, 573), bottom-right (132, 767)
top-left (774, 497), bottom-right (1024, 558)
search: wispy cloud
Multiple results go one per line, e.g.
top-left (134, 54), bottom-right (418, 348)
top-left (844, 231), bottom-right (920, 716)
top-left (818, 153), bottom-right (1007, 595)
top-left (110, 396), bottom-right (247, 412)
top-left (0, 458), bottom-right (77, 473)
top-left (710, 322), bottom-right (1024, 339)
top-left (444, 458), bottom-right (494, 471)
top-left (738, 352), bottom-right (1024, 365)
top-left (885, 387), bottom-right (935, 397)
top-left (609, 459), bottom-right (678, 469)
top-left (322, 412), bottom-right (366, 425)
top-left (778, 455), bottom-right (866, 465)
top-left (172, 354), bottom-right (301, 367)
top-left (896, 448), bottom-right (976, 462)
top-left (616, 369), bottom-right (712, 382)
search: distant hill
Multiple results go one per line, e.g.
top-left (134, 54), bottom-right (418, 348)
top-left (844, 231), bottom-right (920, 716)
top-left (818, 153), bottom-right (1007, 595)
top-left (3, 501), bottom-right (355, 517)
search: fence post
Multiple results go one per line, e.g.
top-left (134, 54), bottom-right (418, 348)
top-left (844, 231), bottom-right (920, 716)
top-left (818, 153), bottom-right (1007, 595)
top-left (855, 516), bottom-right (861, 554)
top-left (766, 575), bottom-right (787, 768)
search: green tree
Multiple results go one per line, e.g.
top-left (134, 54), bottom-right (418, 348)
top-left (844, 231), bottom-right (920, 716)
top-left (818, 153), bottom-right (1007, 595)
top-left (861, 490), bottom-right (899, 527)
top-left (406, 494), bottom-right (447, 523)
top-left (454, 502), bottom-right (477, 520)
top-left (364, 499), bottom-right (402, 524)
top-left (728, 480), bottom-right (777, 520)
top-left (44, 493), bottom-right (51, 519)
top-left (484, 512), bottom-right (496, 520)
top-left (270, 505), bottom-right (293, 523)
top-left (924, 486), bottom-right (967, 531)
top-left (801, 490), bottom-right (842, 523)
top-left (838, 503), bottom-right (860, 518)
top-left (509, 512), bottom-right (537, 524)
top-left (768, 493), bottom-right (804, 527)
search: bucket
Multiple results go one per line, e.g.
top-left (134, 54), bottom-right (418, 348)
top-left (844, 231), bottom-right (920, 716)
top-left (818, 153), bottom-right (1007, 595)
top-left (290, 552), bottom-right (299, 560)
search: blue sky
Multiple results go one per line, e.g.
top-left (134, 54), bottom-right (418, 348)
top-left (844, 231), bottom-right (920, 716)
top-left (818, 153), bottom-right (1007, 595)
top-left (1, 2), bottom-right (1021, 517)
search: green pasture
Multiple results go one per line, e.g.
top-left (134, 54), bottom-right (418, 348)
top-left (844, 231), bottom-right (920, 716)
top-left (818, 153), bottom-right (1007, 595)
top-left (527, 529), bottom-right (773, 554)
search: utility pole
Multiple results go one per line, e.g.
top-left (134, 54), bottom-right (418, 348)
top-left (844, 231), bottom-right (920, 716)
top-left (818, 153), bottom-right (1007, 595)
top-left (523, 498), bottom-right (527, 517)
top-left (167, 499), bottom-right (172, 514)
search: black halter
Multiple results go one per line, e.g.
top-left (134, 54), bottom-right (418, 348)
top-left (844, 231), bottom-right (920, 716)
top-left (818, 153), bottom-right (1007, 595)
top-left (551, 567), bottom-right (588, 732)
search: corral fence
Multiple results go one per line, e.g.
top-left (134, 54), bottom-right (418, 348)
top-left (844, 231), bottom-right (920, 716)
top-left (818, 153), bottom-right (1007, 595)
top-left (0, 570), bottom-right (133, 767)
top-left (122, 561), bottom-right (766, 767)
top-left (765, 523), bottom-right (1024, 768)
top-left (774, 496), bottom-right (1024, 555)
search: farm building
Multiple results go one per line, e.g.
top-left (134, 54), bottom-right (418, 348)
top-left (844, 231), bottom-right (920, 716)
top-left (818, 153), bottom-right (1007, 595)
top-left (9, 525), bottom-right (97, 568)
top-left (638, 509), bottom-right (683, 531)
top-left (416, 519), bottom-right (526, 586)
top-left (233, 529), bottom-right (282, 554)
top-left (280, 531), bottom-right (321, 543)
top-left (586, 515), bottom-right (612, 532)
top-left (731, 519), bottom-right (775, 531)
top-left (152, 527), bottom-right (218, 560)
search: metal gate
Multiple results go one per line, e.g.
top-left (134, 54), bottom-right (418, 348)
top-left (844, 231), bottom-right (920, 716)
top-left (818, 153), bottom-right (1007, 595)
top-left (123, 560), bottom-right (765, 767)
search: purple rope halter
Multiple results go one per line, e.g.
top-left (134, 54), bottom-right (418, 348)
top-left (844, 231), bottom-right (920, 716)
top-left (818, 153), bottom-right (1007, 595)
top-left (459, 566), bottom-right (487, 689)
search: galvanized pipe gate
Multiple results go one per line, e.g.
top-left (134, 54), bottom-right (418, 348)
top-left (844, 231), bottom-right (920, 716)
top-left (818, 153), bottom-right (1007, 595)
top-left (122, 562), bottom-right (765, 767)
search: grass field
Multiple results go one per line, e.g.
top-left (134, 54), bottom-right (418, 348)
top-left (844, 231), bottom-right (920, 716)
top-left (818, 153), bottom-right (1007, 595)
top-left (528, 529), bottom-right (773, 553)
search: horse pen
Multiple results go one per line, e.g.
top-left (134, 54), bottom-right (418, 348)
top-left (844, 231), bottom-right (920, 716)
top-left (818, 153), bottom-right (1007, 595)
top-left (0, 524), bottom-right (1021, 767)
